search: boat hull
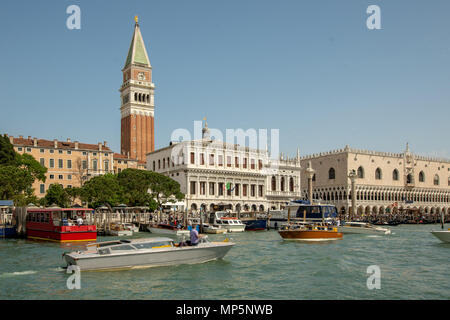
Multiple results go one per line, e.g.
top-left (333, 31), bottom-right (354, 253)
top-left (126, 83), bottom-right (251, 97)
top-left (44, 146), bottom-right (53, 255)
top-left (64, 243), bottom-right (234, 271)
top-left (337, 226), bottom-right (391, 235)
top-left (27, 228), bottom-right (97, 242)
top-left (0, 226), bottom-right (17, 238)
top-left (243, 219), bottom-right (267, 231)
top-left (431, 231), bottom-right (450, 243)
top-left (148, 226), bottom-right (190, 237)
top-left (278, 230), bottom-right (343, 241)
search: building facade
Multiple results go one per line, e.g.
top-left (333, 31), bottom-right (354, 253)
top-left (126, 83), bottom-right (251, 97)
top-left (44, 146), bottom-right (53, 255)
top-left (120, 17), bottom-right (155, 162)
top-left (146, 122), bottom-right (302, 212)
top-left (300, 145), bottom-right (450, 216)
top-left (9, 135), bottom-right (114, 195)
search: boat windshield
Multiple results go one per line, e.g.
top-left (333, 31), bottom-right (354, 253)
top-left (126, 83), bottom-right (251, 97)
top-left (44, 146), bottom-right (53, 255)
top-left (110, 244), bottom-right (136, 251)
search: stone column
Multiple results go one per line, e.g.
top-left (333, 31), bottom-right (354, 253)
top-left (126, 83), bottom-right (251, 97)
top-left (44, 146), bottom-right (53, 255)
top-left (348, 169), bottom-right (357, 220)
top-left (305, 161), bottom-right (315, 205)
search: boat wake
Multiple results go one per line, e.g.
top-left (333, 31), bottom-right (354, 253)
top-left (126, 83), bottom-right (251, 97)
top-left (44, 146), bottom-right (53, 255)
top-left (366, 235), bottom-right (381, 238)
top-left (0, 270), bottom-right (37, 278)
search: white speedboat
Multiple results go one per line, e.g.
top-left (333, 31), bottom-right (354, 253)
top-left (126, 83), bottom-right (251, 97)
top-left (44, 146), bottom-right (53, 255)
top-left (202, 224), bottom-right (227, 234)
top-left (207, 212), bottom-right (245, 233)
top-left (63, 237), bottom-right (234, 271)
top-left (108, 223), bottom-right (133, 236)
top-left (431, 229), bottom-right (450, 243)
top-left (337, 221), bottom-right (391, 235)
top-left (123, 223), bottom-right (139, 233)
top-left (147, 223), bottom-right (190, 237)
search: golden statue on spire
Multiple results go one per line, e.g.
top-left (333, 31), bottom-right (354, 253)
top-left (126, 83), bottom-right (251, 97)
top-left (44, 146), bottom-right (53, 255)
top-left (135, 15), bottom-right (139, 23)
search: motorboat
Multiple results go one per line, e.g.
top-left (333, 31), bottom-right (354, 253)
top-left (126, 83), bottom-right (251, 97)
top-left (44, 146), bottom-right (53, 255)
top-left (63, 236), bottom-right (235, 271)
top-left (202, 224), bottom-right (227, 234)
top-left (337, 221), bottom-right (391, 235)
top-left (240, 212), bottom-right (267, 231)
top-left (278, 223), bottom-right (343, 242)
top-left (123, 223), bottom-right (139, 233)
top-left (108, 223), bottom-right (133, 236)
top-left (147, 223), bottom-right (190, 237)
top-left (207, 212), bottom-right (245, 233)
top-left (431, 229), bottom-right (450, 243)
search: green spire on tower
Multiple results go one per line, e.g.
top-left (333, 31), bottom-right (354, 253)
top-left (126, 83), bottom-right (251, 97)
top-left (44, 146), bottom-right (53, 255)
top-left (124, 16), bottom-right (151, 68)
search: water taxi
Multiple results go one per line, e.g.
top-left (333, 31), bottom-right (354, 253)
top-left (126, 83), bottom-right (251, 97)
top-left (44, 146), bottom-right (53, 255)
top-left (278, 223), bottom-right (343, 241)
top-left (240, 212), bottom-right (267, 231)
top-left (108, 223), bottom-right (133, 236)
top-left (208, 211), bottom-right (245, 233)
top-left (63, 236), bottom-right (234, 271)
top-left (26, 208), bottom-right (96, 242)
top-left (337, 221), bottom-right (391, 235)
top-left (202, 224), bottom-right (227, 234)
top-left (268, 200), bottom-right (338, 229)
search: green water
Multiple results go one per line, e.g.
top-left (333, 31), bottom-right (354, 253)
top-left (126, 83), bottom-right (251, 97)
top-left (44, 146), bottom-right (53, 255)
top-left (0, 224), bottom-right (449, 299)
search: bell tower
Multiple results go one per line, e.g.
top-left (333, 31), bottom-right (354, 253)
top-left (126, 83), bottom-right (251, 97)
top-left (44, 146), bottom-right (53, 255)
top-left (120, 16), bottom-right (155, 162)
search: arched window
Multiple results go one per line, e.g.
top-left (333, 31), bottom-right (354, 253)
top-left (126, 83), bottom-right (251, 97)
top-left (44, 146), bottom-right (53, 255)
top-left (357, 166), bottom-right (364, 179)
top-left (281, 177), bottom-right (285, 192)
top-left (448, 177), bottom-right (450, 187)
top-left (289, 177), bottom-right (294, 192)
top-left (312, 174), bottom-right (316, 182)
top-left (375, 168), bottom-right (382, 180)
top-left (406, 174), bottom-right (413, 184)
top-left (271, 176), bottom-right (276, 191)
top-left (134, 92), bottom-right (137, 101)
top-left (434, 174), bottom-right (440, 186)
top-left (393, 169), bottom-right (399, 181)
top-left (419, 171), bottom-right (425, 182)
top-left (328, 168), bottom-right (336, 180)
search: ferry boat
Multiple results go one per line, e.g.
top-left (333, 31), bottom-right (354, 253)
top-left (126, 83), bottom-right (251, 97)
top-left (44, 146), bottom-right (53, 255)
top-left (26, 208), bottom-right (97, 242)
top-left (63, 236), bottom-right (234, 271)
top-left (269, 200), bottom-right (338, 229)
top-left (278, 223), bottom-right (343, 242)
top-left (208, 211), bottom-right (245, 233)
top-left (337, 221), bottom-right (391, 235)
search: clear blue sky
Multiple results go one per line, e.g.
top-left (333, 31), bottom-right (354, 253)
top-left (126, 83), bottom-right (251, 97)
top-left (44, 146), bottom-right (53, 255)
top-left (1, 0), bottom-right (449, 159)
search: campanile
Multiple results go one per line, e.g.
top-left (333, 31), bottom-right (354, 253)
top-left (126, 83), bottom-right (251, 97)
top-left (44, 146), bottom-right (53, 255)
top-left (120, 16), bottom-right (155, 162)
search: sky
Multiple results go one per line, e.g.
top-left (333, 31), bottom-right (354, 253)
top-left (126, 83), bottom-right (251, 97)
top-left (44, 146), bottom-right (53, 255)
top-left (0, 0), bottom-right (449, 159)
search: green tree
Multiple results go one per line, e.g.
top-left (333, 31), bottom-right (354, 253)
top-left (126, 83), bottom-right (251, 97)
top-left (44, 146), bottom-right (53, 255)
top-left (0, 135), bottom-right (47, 206)
top-left (0, 135), bottom-right (18, 166)
top-left (65, 187), bottom-right (82, 206)
top-left (117, 169), bottom-right (152, 206)
top-left (147, 171), bottom-right (184, 208)
top-left (81, 174), bottom-right (123, 208)
top-left (44, 184), bottom-right (70, 208)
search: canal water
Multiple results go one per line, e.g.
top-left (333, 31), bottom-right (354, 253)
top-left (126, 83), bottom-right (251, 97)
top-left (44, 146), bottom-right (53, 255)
top-left (0, 224), bottom-right (449, 300)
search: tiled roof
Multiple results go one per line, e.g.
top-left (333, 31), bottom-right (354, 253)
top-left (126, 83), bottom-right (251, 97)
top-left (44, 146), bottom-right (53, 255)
top-left (11, 136), bottom-right (111, 152)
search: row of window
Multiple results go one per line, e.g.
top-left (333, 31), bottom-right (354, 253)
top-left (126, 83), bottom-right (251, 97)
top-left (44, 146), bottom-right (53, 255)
top-left (189, 181), bottom-right (264, 197)
top-left (40, 158), bottom-right (109, 171)
top-left (306, 189), bottom-right (450, 203)
top-left (271, 176), bottom-right (295, 192)
top-left (17, 147), bottom-right (109, 157)
top-left (39, 184), bottom-right (72, 194)
top-left (327, 167), bottom-right (450, 186)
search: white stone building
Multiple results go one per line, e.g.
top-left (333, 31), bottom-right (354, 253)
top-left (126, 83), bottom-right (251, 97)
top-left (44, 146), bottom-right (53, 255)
top-left (146, 123), bottom-right (301, 212)
top-left (300, 144), bottom-right (450, 216)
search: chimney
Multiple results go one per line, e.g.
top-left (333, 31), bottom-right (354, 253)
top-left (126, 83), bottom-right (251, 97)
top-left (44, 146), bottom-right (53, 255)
top-left (67, 138), bottom-right (71, 143)
top-left (54, 139), bottom-right (58, 148)
top-left (19, 135), bottom-right (23, 139)
top-left (74, 141), bottom-right (79, 150)
top-left (27, 136), bottom-right (31, 140)
top-left (33, 137), bottom-right (37, 147)
top-left (9, 135), bottom-right (14, 143)
top-left (98, 142), bottom-right (102, 151)
top-left (103, 141), bottom-right (107, 147)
